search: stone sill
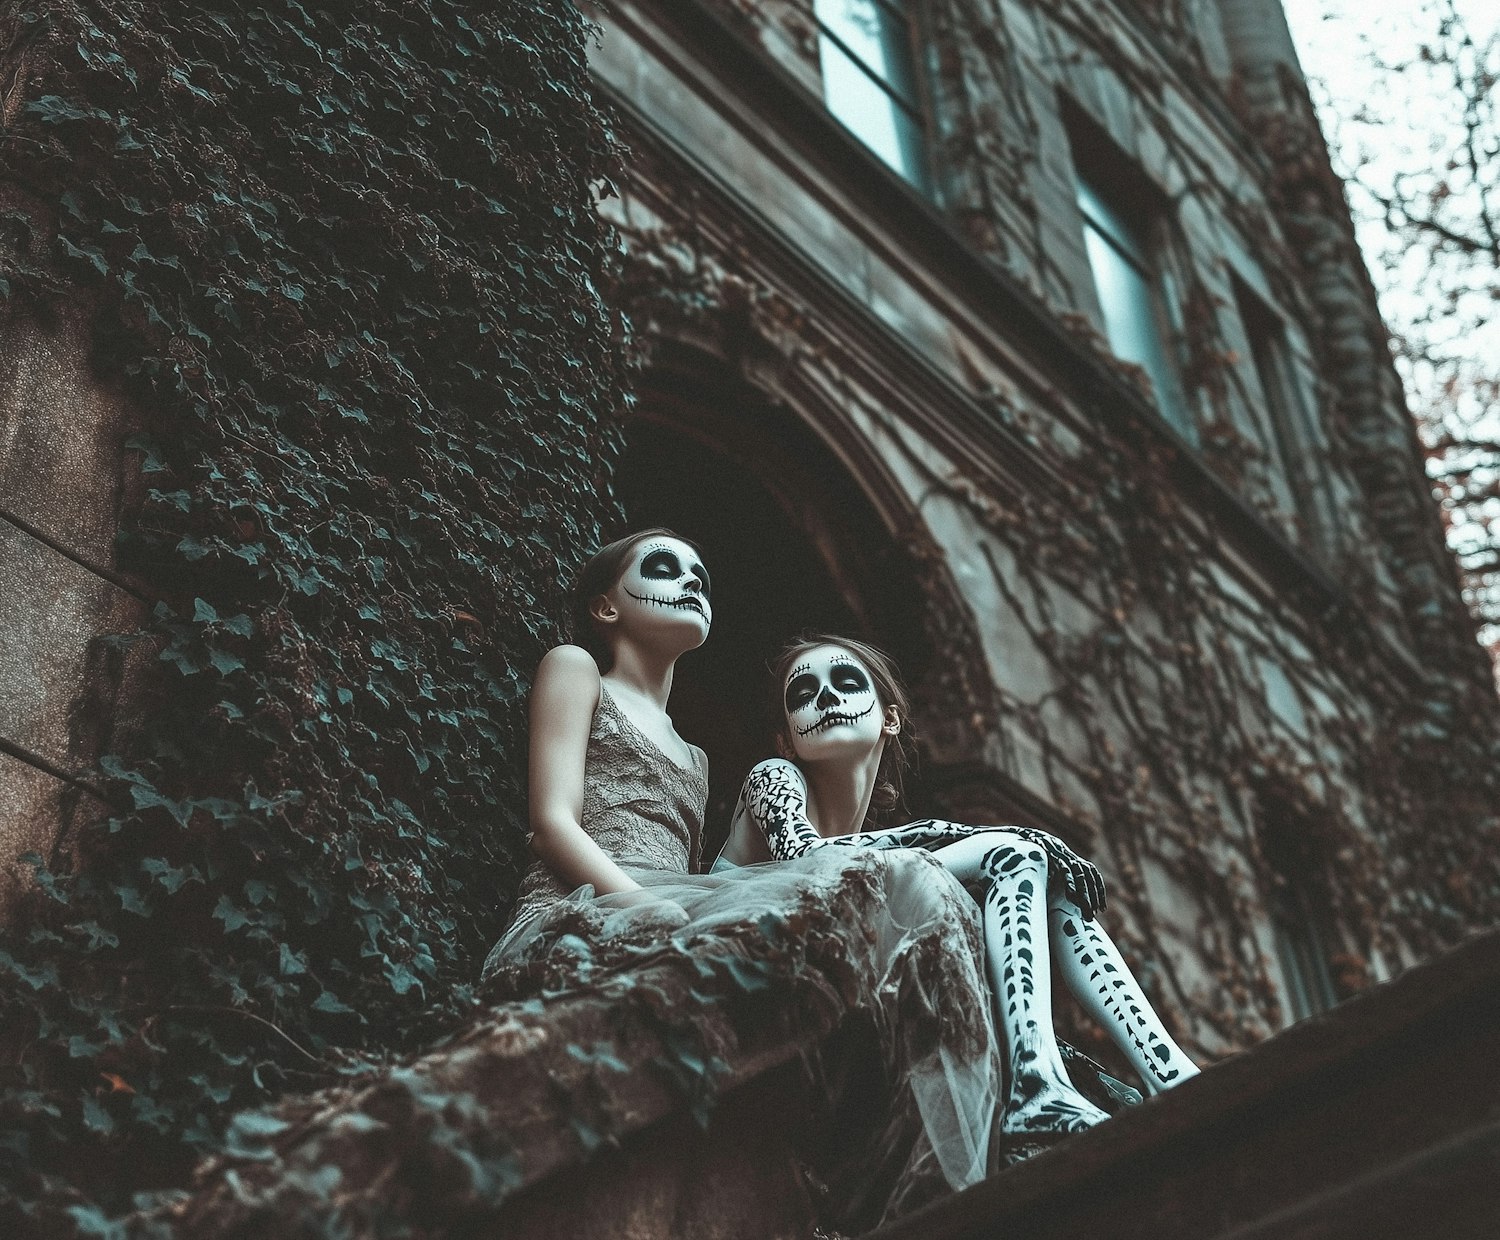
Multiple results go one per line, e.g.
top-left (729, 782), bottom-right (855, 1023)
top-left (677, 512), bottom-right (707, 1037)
top-left (169, 926), bottom-right (1500, 1238)
top-left (872, 927), bottom-right (1500, 1240)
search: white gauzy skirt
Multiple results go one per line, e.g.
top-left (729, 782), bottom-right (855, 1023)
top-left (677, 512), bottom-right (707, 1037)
top-left (481, 846), bottom-right (1004, 1225)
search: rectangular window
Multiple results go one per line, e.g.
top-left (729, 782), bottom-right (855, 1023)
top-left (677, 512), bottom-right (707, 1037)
top-left (1233, 277), bottom-right (1337, 551)
top-left (1074, 169), bottom-right (1191, 437)
top-left (1269, 879), bottom-right (1339, 1022)
top-left (814, 0), bottom-right (929, 191)
top-left (1259, 808), bottom-right (1340, 1023)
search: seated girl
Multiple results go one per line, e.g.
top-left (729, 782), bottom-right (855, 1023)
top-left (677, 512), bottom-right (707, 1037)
top-left (719, 634), bottom-right (1200, 1136)
top-left (482, 534), bottom-right (1007, 1223)
top-left (482, 527), bottom-right (713, 976)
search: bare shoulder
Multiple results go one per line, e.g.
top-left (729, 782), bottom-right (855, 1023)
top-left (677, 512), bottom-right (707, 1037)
top-left (532, 644), bottom-right (602, 705)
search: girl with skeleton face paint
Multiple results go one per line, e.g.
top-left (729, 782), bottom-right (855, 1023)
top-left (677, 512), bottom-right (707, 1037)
top-left (719, 635), bottom-right (1199, 1149)
top-left (484, 527), bottom-right (712, 961)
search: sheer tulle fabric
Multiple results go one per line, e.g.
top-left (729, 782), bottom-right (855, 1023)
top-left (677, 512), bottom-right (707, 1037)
top-left (481, 847), bottom-right (1002, 1223)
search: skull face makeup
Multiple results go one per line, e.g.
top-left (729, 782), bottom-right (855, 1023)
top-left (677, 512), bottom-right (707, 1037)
top-left (782, 644), bottom-right (888, 762)
top-left (612, 536), bottom-right (713, 642)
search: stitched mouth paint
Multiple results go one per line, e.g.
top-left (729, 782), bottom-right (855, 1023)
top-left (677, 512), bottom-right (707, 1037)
top-left (797, 702), bottom-right (875, 736)
top-left (625, 589), bottom-right (706, 616)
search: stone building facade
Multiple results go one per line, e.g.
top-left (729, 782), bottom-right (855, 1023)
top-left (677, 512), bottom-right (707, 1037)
top-left (586, 0), bottom-right (1499, 1060)
top-left (3, 3), bottom-right (1497, 1232)
top-left (1, 0), bottom-right (1493, 1067)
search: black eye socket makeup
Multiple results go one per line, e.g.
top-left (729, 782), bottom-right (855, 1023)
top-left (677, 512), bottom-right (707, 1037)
top-left (832, 663), bottom-right (871, 693)
top-left (638, 545), bottom-right (711, 601)
top-left (784, 673), bottom-right (819, 713)
top-left (641, 550), bottom-right (681, 579)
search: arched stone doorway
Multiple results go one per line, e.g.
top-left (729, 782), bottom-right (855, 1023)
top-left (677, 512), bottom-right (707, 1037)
top-left (616, 347), bottom-right (996, 852)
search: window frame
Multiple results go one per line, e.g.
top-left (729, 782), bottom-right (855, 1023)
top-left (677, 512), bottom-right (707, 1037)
top-left (812, 0), bottom-right (933, 193)
top-left (1256, 801), bottom-right (1341, 1024)
top-left (1230, 274), bottom-right (1340, 556)
top-left (1063, 101), bottom-right (1193, 440)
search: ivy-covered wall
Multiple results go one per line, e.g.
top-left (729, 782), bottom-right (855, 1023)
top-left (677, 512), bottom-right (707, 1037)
top-left (0, 2), bottom-right (628, 1229)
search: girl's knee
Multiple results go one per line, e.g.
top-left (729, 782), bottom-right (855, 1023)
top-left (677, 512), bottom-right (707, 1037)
top-left (980, 838), bottom-right (1048, 882)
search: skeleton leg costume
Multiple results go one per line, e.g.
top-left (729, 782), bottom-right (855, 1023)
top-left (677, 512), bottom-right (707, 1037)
top-left (905, 830), bottom-right (1196, 1131)
top-left (1049, 896), bottom-right (1198, 1093)
top-left (734, 645), bottom-right (1198, 1137)
top-left (734, 761), bottom-right (1197, 1128)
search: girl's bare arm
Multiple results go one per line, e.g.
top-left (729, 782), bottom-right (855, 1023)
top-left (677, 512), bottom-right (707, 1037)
top-left (526, 645), bottom-right (641, 896)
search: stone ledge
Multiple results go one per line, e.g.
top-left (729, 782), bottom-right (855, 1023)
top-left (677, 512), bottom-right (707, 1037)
top-left (157, 922), bottom-right (1500, 1239)
top-left (871, 928), bottom-right (1500, 1240)
top-left (164, 939), bottom-right (854, 1239)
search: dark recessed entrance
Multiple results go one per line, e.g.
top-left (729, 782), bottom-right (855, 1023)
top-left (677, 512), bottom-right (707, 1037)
top-left (616, 364), bottom-right (930, 854)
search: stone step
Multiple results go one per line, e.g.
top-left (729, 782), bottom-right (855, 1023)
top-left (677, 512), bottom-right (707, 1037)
top-left (872, 929), bottom-right (1500, 1240)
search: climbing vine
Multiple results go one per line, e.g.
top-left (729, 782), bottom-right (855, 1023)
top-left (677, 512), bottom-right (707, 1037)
top-left (601, 0), bottom-right (1500, 1064)
top-left (0, 2), bottom-right (628, 1231)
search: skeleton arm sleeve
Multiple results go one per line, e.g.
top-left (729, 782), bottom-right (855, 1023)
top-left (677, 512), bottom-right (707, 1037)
top-left (850, 820), bottom-right (1107, 918)
top-left (741, 760), bottom-right (834, 860)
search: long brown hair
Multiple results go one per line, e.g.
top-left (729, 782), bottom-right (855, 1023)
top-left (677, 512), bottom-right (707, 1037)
top-left (769, 633), bottom-right (916, 822)
top-left (568, 527), bottom-right (701, 670)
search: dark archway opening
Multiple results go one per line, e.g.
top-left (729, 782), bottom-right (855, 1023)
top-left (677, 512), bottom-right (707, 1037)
top-left (616, 360), bottom-right (931, 853)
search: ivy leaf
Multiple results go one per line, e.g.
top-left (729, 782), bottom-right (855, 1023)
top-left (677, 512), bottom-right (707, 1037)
top-left (69, 1035), bottom-right (103, 1059)
top-left (213, 896), bottom-right (251, 933)
top-left (66, 1203), bottom-right (126, 1239)
top-left (209, 648), bottom-right (245, 675)
top-left (384, 961), bottom-right (422, 996)
top-left (131, 1093), bottom-right (175, 1133)
top-left (80, 1095), bottom-right (115, 1136)
top-left (126, 784), bottom-right (191, 825)
top-left (142, 858), bottom-right (195, 894)
top-left (0, 948), bottom-right (59, 990)
top-left (114, 884), bottom-right (150, 917)
top-left (224, 1110), bottom-right (291, 1160)
top-left (20, 854), bottom-right (71, 905)
top-left (123, 434), bottom-right (168, 474)
top-left (160, 638), bottom-right (211, 676)
top-left (75, 920), bottom-right (121, 950)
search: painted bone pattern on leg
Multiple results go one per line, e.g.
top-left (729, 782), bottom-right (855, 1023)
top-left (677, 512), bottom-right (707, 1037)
top-left (983, 843), bottom-right (1109, 1135)
top-left (1056, 914), bottom-right (1181, 1088)
top-left (872, 821), bottom-right (1105, 917)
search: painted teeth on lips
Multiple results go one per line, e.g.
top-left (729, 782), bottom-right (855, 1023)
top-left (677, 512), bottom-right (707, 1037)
top-left (626, 589), bottom-right (706, 615)
top-left (797, 704), bottom-right (873, 736)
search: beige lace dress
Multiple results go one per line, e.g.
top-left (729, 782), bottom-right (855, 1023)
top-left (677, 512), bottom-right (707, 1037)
top-left (486, 683), bottom-right (707, 964)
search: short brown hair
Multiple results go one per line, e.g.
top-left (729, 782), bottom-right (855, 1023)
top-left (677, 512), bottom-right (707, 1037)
top-left (569, 527), bottom-right (701, 670)
top-left (769, 633), bottom-right (916, 823)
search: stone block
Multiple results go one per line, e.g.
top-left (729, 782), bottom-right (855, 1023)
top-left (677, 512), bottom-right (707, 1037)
top-left (0, 749), bottom-right (103, 910)
top-left (0, 304), bottom-right (137, 569)
top-left (0, 521), bottom-right (146, 772)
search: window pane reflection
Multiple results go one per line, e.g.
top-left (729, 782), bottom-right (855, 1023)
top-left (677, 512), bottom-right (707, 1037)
top-left (818, 33), bottom-right (927, 188)
top-left (1081, 221), bottom-right (1188, 435)
top-left (814, 0), bottom-right (920, 108)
